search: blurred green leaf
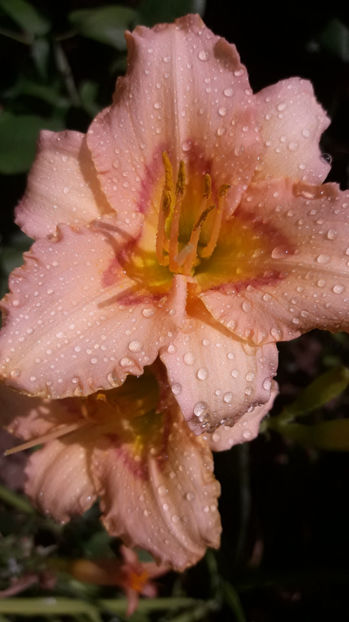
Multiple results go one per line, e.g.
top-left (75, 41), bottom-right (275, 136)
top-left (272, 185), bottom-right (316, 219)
top-left (319, 18), bottom-right (349, 62)
top-left (31, 36), bottom-right (50, 79)
top-left (69, 5), bottom-right (139, 50)
top-left (0, 0), bottom-right (50, 36)
top-left (4, 77), bottom-right (69, 109)
top-left (0, 112), bottom-right (63, 174)
top-left (138, 0), bottom-right (206, 25)
top-left (274, 419), bottom-right (349, 452)
top-left (276, 366), bottom-right (349, 424)
top-left (222, 582), bottom-right (246, 622)
top-left (79, 80), bottom-right (100, 118)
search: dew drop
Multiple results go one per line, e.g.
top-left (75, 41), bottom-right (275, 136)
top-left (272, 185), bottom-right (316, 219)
top-left (120, 357), bottom-right (133, 367)
top-left (181, 140), bottom-right (192, 152)
top-left (183, 352), bottom-right (194, 365)
top-left (262, 378), bottom-right (272, 391)
top-left (223, 392), bottom-right (233, 403)
top-left (333, 284), bottom-right (344, 294)
top-left (171, 382), bottom-right (182, 395)
top-left (218, 106), bottom-right (226, 116)
top-left (271, 246), bottom-right (290, 259)
top-left (142, 307), bottom-right (154, 318)
top-left (326, 229), bottom-right (337, 240)
top-left (231, 369), bottom-right (239, 378)
top-left (246, 371), bottom-right (255, 381)
top-left (316, 254), bottom-right (330, 264)
top-left (198, 50), bottom-right (208, 61)
top-left (196, 367), bottom-right (208, 380)
top-left (193, 401), bottom-right (208, 417)
top-left (128, 340), bottom-right (141, 352)
top-left (223, 87), bottom-right (233, 97)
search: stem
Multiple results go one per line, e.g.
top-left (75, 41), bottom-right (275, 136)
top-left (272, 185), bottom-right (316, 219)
top-left (0, 596), bottom-right (201, 617)
top-left (53, 42), bottom-right (80, 107)
top-left (0, 484), bottom-right (35, 514)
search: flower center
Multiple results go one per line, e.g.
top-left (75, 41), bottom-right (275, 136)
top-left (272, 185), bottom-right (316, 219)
top-left (156, 152), bottom-right (230, 276)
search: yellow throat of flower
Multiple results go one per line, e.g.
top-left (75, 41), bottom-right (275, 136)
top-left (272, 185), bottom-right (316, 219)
top-left (155, 152), bottom-right (230, 276)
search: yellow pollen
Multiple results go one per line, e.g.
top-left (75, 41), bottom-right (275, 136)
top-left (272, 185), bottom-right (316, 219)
top-left (155, 152), bottom-right (229, 275)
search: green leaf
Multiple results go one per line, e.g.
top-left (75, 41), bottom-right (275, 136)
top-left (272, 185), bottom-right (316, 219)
top-left (319, 18), bottom-right (349, 62)
top-left (0, 0), bottom-right (50, 36)
top-left (0, 112), bottom-right (64, 174)
top-left (275, 420), bottom-right (349, 452)
top-left (222, 582), bottom-right (246, 622)
top-left (31, 36), bottom-right (50, 79)
top-left (69, 6), bottom-right (139, 50)
top-left (138, 0), bottom-right (206, 26)
top-left (79, 80), bottom-right (100, 118)
top-left (276, 366), bottom-right (349, 424)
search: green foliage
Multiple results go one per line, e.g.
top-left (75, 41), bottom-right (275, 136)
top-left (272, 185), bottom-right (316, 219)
top-left (138, 0), bottom-right (206, 25)
top-left (69, 6), bottom-right (139, 50)
top-left (0, 0), bottom-right (50, 36)
top-left (319, 18), bottom-right (349, 62)
top-left (0, 112), bottom-right (63, 174)
top-left (268, 365), bottom-right (349, 451)
top-left (277, 365), bottom-right (349, 423)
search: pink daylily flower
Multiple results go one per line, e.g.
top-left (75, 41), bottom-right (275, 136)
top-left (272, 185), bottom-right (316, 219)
top-left (0, 14), bottom-right (348, 436)
top-left (0, 364), bottom-right (277, 570)
top-left (57, 545), bottom-right (170, 617)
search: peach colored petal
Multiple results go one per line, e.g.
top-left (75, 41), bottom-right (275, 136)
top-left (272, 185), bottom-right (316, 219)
top-left (253, 78), bottom-right (330, 184)
top-left (25, 426), bottom-right (96, 522)
top-left (206, 381), bottom-right (278, 451)
top-left (92, 400), bottom-right (221, 571)
top-left (0, 224), bottom-right (183, 398)
top-left (0, 384), bottom-right (77, 439)
top-left (160, 307), bottom-right (278, 434)
top-left (15, 130), bottom-right (113, 239)
top-left (201, 179), bottom-right (349, 344)
top-left (87, 14), bottom-right (260, 221)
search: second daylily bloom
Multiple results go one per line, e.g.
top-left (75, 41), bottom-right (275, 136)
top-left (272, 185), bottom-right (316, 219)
top-left (0, 15), bottom-right (348, 435)
top-left (1, 363), bottom-right (277, 570)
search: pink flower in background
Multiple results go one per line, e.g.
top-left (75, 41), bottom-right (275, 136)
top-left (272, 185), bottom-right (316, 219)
top-left (1, 365), bottom-right (277, 570)
top-left (0, 14), bottom-right (348, 438)
top-left (57, 545), bottom-right (170, 617)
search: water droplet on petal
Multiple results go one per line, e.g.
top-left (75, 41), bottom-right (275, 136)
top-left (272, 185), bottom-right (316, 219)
top-left (333, 284), bottom-right (344, 294)
top-left (196, 367), bottom-right (208, 380)
top-left (171, 383), bottom-right (182, 395)
top-left (198, 50), bottom-right (208, 61)
top-left (128, 340), bottom-right (141, 352)
top-left (193, 401), bottom-right (208, 417)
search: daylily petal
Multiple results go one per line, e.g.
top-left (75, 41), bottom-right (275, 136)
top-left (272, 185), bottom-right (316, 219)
top-left (87, 14), bottom-right (260, 221)
top-left (0, 223), bottom-right (182, 397)
top-left (253, 78), bottom-right (330, 184)
top-left (201, 179), bottom-right (349, 344)
top-left (15, 130), bottom-right (112, 239)
top-left (206, 381), bottom-right (278, 451)
top-left (160, 304), bottom-right (278, 433)
top-left (0, 384), bottom-right (77, 439)
top-left (25, 426), bottom-right (96, 523)
top-left (92, 397), bottom-right (221, 571)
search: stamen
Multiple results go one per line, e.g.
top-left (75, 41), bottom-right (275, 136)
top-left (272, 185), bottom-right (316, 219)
top-left (4, 420), bottom-right (91, 456)
top-left (199, 183), bottom-right (230, 259)
top-left (181, 204), bottom-right (215, 274)
top-left (168, 161), bottom-right (186, 272)
top-left (156, 153), bottom-right (175, 266)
